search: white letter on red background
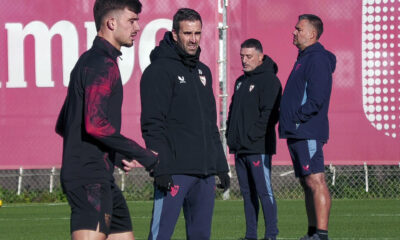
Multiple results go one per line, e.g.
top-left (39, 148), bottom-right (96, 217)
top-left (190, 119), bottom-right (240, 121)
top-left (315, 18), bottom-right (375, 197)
top-left (6, 21), bottom-right (78, 88)
top-left (139, 19), bottom-right (172, 71)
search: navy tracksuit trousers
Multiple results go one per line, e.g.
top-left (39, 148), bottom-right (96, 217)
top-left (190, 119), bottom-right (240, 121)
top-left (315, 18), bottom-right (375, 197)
top-left (235, 154), bottom-right (278, 239)
top-left (148, 175), bottom-right (215, 240)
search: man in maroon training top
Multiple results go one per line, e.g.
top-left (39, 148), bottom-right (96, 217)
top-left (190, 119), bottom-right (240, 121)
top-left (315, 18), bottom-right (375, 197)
top-left (56, 0), bottom-right (157, 239)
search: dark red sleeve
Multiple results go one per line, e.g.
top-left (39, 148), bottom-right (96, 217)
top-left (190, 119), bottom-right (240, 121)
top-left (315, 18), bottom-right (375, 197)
top-left (83, 60), bottom-right (157, 170)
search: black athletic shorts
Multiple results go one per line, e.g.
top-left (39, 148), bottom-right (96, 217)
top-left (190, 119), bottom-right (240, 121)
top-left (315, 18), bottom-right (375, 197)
top-left (65, 181), bottom-right (132, 235)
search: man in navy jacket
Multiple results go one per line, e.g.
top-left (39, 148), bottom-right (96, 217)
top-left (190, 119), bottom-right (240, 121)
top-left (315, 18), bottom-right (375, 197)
top-left (226, 39), bottom-right (281, 240)
top-left (279, 14), bottom-right (336, 240)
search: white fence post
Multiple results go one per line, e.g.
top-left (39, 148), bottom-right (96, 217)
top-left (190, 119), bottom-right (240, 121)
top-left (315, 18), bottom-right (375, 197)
top-left (364, 162), bottom-right (369, 192)
top-left (329, 163), bottom-right (336, 186)
top-left (17, 167), bottom-right (23, 195)
top-left (49, 167), bottom-right (56, 193)
top-left (218, 0), bottom-right (230, 201)
top-left (118, 168), bottom-right (125, 192)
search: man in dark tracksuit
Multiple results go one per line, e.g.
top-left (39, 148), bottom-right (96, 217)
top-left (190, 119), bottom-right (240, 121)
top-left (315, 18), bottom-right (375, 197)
top-left (55, 1), bottom-right (157, 239)
top-left (279, 14), bottom-right (336, 240)
top-left (140, 8), bottom-right (230, 240)
top-left (226, 39), bottom-right (282, 240)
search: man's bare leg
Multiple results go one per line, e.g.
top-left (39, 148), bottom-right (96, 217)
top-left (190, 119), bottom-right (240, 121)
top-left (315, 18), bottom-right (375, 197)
top-left (72, 229), bottom-right (106, 240)
top-left (107, 231), bottom-right (134, 240)
top-left (300, 178), bottom-right (317, 228)
top-left (304, 172), bottom-right (331, 230)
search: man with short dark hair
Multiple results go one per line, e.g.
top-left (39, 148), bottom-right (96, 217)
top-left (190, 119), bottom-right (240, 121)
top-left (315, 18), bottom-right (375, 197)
top-left (140, 8), bottom-right (230, 240)
top-left (56, 0), bottom-right (157, 239)
top-left (226, 38), bottom-right (281, 240)
top-left (279, 14), bottom-right (336, 240)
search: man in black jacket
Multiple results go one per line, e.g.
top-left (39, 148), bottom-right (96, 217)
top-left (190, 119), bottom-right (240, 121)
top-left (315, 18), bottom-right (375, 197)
top-left (226, 39), bottom-right (282, 240)
top-left (140, 8), bottom-right (230, 240)
top-left (55, 0), bottom-right (157, 239)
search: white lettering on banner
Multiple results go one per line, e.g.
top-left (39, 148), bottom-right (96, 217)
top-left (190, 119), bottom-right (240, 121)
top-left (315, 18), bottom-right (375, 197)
top-left (84, 22), bottom-right (97, 50)
top-left (119, 42), bottom-right (135, 85)
top-left (218, 0), bottom-right (223, 14)
top-left (5, 21), bottom-right (79, 88)
top-left (3, 19), bottom-right (171, 88)
top-left (139, 19), bottom-right (172, 71)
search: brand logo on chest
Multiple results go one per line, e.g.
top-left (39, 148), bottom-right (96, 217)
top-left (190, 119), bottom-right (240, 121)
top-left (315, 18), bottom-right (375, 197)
top-left (177, 75), bottom-right (186, 84)
top-left (236, 82), bottom-right (242, 91)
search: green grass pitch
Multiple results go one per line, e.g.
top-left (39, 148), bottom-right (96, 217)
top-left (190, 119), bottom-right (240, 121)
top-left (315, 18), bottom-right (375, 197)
top-left (0, 199), bottom-right (399, 239)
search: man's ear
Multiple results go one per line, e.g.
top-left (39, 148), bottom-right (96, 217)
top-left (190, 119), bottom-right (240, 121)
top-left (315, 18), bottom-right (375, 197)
top-left (172, 29), bottom-right (178, 42)
top-left (106, 18), bottom-right (116, 31)
top-left (258, 52), bottom-right (264, 62)
top-left (309, 28), bottom-right (317, 41)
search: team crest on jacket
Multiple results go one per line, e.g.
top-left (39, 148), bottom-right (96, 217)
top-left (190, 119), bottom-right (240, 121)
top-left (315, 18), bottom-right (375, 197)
top-left (236, 82), bottom-right (242, 91)
top-left (199, 75), bottom-right (206, 86)
top-left (249, 84), bottom-right (255, 92)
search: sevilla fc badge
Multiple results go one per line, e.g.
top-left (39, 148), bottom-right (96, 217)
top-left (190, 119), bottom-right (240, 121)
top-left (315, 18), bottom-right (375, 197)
top-left (200, 76), bottom-right (206, 86)
top-left (249, 84), bottom-right (255, 92)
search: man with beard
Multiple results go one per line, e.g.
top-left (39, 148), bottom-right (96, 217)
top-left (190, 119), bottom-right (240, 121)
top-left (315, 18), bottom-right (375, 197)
top-left (140, 8), bottom-right (230, 240)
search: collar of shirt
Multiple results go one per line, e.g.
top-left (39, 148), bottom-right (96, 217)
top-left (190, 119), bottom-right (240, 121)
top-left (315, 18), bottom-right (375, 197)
top-left (93, 36), bottom-right (122, 62)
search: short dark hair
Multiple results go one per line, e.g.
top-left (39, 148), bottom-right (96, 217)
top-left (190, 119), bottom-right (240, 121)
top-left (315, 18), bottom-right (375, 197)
top-left (172, 8), bottom-right (202, 33)
top-left (241, 38), bottom-right (263, 53)
top-left (299, 14), bottom-right (323, 39)
top-left (94, 0), bottom-right (142, 32)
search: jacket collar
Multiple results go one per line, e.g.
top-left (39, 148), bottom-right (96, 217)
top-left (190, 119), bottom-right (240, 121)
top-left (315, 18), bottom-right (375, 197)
top-left (93, 36), bottom-right (122, 61)
top-left (150, 32), bottom-right (200, 69)
top-left (297, 42), bottom-right (323, 59)
top-left (244, 55), bottom-right (278, 76)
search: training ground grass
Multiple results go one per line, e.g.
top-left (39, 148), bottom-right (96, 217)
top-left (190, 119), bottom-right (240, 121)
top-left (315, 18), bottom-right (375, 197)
top-left (0, 199), bottom-right (399, 239)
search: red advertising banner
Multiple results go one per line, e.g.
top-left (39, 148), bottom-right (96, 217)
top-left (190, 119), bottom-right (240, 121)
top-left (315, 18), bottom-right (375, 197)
top-left (227, 0), bottom-right (400, 165)
top-left (0, 0), bottom-right (399, 169)
top-left (0, 0), bottom-right (219, 169)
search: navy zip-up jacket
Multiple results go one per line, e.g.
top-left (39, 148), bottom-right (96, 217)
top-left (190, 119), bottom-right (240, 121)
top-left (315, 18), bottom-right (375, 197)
top-left (56, 37), bottom-right (157, 191)
top-left (140, 32), bottom-right (229, 177)
top-left (226, 55), bottom-right (282, 155)
top-left (279, 42), bottom-right (336, 141)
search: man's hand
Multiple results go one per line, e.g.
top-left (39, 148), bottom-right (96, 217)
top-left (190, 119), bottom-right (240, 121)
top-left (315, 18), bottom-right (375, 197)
top-left (122, 159), bottom-right (136, 173)
top-left (217, 173), bottom-right (230, 191)
top-left (155, 175), bottom-right (174, 192)
top-left (140, 149), bottom-right (159, 173)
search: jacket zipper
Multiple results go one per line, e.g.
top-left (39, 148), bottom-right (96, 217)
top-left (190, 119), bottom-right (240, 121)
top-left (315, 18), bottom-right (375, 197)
top-left (192, 68), bottom-right (208, 175)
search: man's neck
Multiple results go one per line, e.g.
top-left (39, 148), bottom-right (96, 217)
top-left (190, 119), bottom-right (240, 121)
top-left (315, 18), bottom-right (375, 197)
top-left (97, 31), bottom-right (121, 51)
top-left (299, 41), bottom-right (318, 51)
